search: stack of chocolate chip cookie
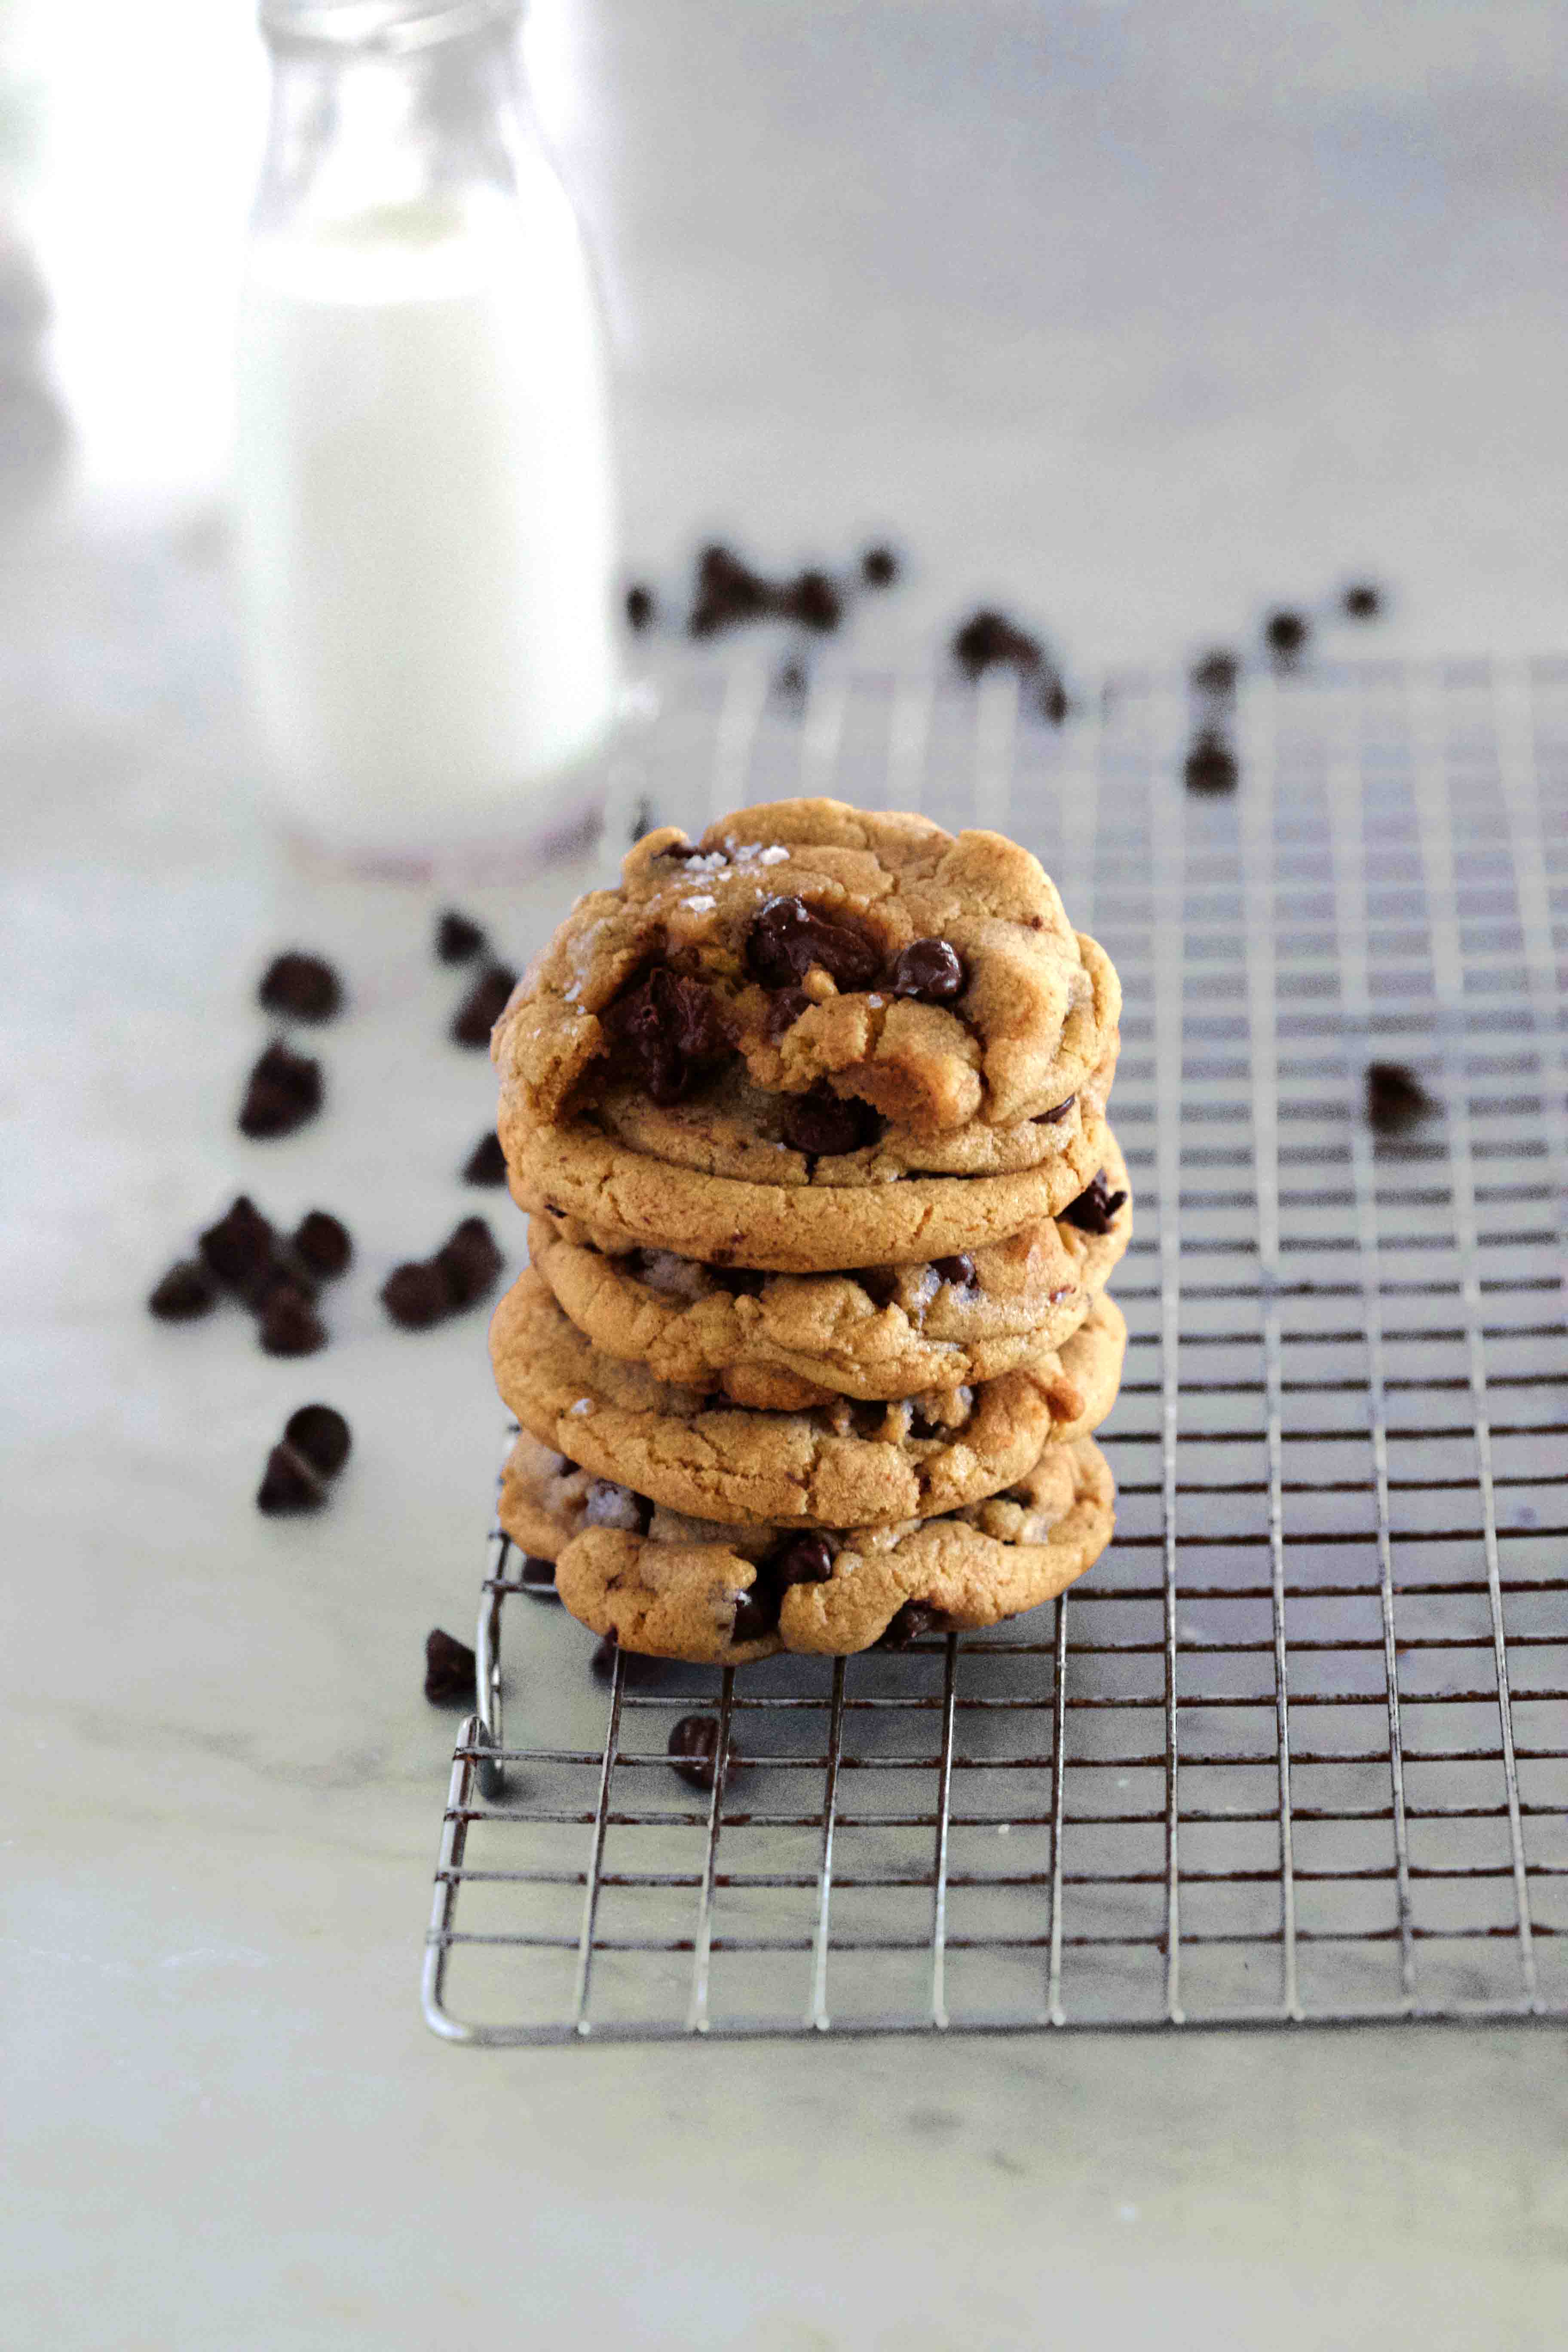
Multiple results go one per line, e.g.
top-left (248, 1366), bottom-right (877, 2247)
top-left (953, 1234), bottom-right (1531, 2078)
top-left (487, 799), bottom-right (1129, 1664)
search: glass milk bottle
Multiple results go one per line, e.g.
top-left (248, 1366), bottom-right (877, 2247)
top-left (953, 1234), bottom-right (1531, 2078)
top-left (236, 0), bottom-right (619, 860)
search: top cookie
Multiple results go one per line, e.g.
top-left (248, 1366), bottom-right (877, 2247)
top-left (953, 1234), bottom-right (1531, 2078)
top-left (493, 799), bottom-right (1120, 1141)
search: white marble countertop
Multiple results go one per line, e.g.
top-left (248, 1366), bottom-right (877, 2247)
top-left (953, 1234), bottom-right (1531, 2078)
top-left (5, 3), bottom-right (1568, 2343)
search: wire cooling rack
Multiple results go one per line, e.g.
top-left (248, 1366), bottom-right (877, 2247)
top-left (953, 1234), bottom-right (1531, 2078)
top-left (424, 653), bottom-right (1568, 2042)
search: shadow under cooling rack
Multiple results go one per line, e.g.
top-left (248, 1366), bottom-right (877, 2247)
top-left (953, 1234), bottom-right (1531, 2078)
top-left (425, 655), bottom-right (1568, 2042)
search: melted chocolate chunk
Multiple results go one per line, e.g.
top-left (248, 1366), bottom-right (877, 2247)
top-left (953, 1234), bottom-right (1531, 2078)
top-left (1365, 1060), bottom-right (1436, 1133)
top-left (952, 608), bottom-right (1043, 678)
top-left (779, 1090), bottom-right (882, 1158)
top-left (746, 896), bottom-right (881, 991)
top-left (258, 1283), bottom-right (327, 1357)
top-left (1190, 649), bottom-right (1239, 699)
top-left (890, 937), bottom-right (965, 1002)
top-left (462, 1131), bottom-right (508, 1187)
top-left (258, 951), bottom-right (343, 1023)
top-left (878, 1600), bottom-right (943, 1650)
top-left (148, 1259), bottom-right (218, 1321)
top-left (199, 1196), bottom-right (276, 1290)
top-left (238, 1041), bottom-right (323, 1139)
top-left (1060, 1171), bottom-right (1127, 1234)
top-left (284, 1403), bottom-right (351, 1479)
top-left (436, 909), bottom-right (487, 965)
top-left (668, 1712), bottom-right (732, 1793)
top-left (624, 582), bottom-right (655, 631)
top-left (603, 967), bottom-right (729, 1106)
top-left (292, 1210), bottom-right (352, 1279)
top-left (381, 1260), bottom-right (450, 1330)
top-left (730, 1581), bottom-right (782, 1643)
top-left (451, 963), bottom-right (518, 1047)
top-left (256, 1442), bottom-right (325, 1517)
top-left (933, 1252), bottom-right (977, 1292)
top-left (764, 985), bottom-right (813, 1040)
top-left (861, 544), bottom-right (899, 587)
top-left (778, 568), bottom-right (842, 633)
top-left (769, 1531), bottom-right (835, 1588)
top-left (436, 1216), bottom-right (502, 1309)
top-left (1343, 582), bottom-right (1382, 620)
top-left (1265, 608), bottom-right (1309, 662)
top-left (1038, 1096), bottom-right (1075, 1124)
top-left (1184, 729), bottom-right (1238, 795)
top-left (424, 1627), bottom-right (476, 1706)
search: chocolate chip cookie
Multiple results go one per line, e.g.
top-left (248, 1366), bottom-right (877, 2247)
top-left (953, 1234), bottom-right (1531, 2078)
top-left (499, 1424), bottom-right (1115, 1662)
top-left (526, 1131), bottom-right (1131, 1407)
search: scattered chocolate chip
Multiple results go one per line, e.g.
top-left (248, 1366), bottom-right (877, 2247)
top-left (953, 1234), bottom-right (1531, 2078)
top-left (1038, 672), bottom-right (1069, 726)
top-left (624, 582), bottom-right (655, 631)
top-left (436, 909), bottom-right (487, 964)
top-left (292, 1210), bottom-right (352, 1279)
top-left (952, 608), bottom-right (1043, 678)
top-left (424, 1627), bottom-right (476, 1706)
top-left (668, 1712), bottom-right (732, 1792)
top-left (381, 1260), bottom-right (450, 1330)
top-left (861, 544), bottom-right (899, 588)
top-left (520, 1554), bottom-right (557, 1589)
top-left (1343, 582), bottom-right (1382, 620)
top-left (258, 1283), bottom-right (327, 1357)
top-left (1061, 1171), bottom-right (1128, 1234)
top-left (934, 1252), bottom-right (977, 1291)
top-left (746, 895), bottom-right (882, 991)
top-left (148, 1259), bottom-right (218, 1321)
top-left (780, 1090), bottom-right (881, 1158)
top-left (764, 985), bottom-right (813, 1040)
top-left (284, 1403), bottom-right (351, 1479)
top-left (240, 1250), bottom-right (310, 1314)
top-left (451, 963), bottom-right (517, 1047)
top-left (258, 951), bottom-right (343, 1023)
top-left (769, 1531), bottom-right (834, 1588)
top-left (1184, 729), bottom-right (1238, 795)
top-left (462, 1131), bottom-right (508, 1186)
top-left (878, 1600), bottom-right (943, 1650)
top-left (604, 967), bottom-right (729, 1105)
top-left (778, 568), bottom-right (842, 633)
top-left (436, 1216), bottom-right (502, 1310)
top-left (257, 1441), bottom-right (326, 1516)
top-left (238, 1040), bottom-right (323, 1139)
top-left (1365, 1060), bottom-right (1436, 1133)
top-left (583, 1479), bottom-right (652, 1534)
top-left (199, 1195), bottom-right (276, 1290)
top-left (890, 937), bottom-right (965, 1002)
top-left (1264, 608), bottom-right (1309, 663)
top-left (689, 542), bottom-right (770, 637)
top-left (1190, 649), bottom-right (1239, 698)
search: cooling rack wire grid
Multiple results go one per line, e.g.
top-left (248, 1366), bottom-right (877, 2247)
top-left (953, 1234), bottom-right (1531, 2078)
top-left (425, 655), bottom-right (1568, 2042)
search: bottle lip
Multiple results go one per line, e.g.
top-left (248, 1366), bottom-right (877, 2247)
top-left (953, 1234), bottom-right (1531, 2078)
top-left (260, 0), bottom-right (521, 52)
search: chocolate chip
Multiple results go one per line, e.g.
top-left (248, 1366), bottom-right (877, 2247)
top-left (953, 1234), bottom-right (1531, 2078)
top-left (778, 568), bottom-right (842, 633)
top-left (776, 657), bottom-right (808, 699)
top-left (780, 1090), bottom-right (881, 1158)
top-left (583, 1479), bottom-right (652, 1534)
top-left (283, 1403), bottom-right (351, 1479)
top-left (1343, 582), bottom-right (1382, 620)
top-left (878, 1600), bottom-right (943, 1650)
top-left (1060, 1171), bottom-right (1127, 1234)
top-left (688, 542), bottom-right (770, 637)
top-left (199, 1195), bottom-right (276, 1290)
top-left (462, 1131), bottom-right (508, 1186)
top-left (730, 1583), bottom-right (781, 1643)
top-left (1190, 649), bottom-right (1239, 698)
top-left (1365, 1060), bottom-right (1436, 1133)
top-left (890, 937), bottom-right (965, 1002)
top-left (746, 896), bottom-right (882, 991)
top-left (424, 1627), bottom-right (476, 1706)
top-left (148, 1259), bottom-right (217, 1321)
top-left (668, 1712), bottom-right (733, 1792)
top-left (603, 968), bottom-right (729, 1105)
top-left (520, 1554), bottom-right (557, 1589)
top-left (258, 951), bottom-right (343, 1023)
top-left (1184, 729), bottom-right (1238, 795)
top-left (624, 582), bottom-right (655, 631)
top-left (934, 1252), bottom-right (977, 1292)
top-left (952, 609), bottom-right (1042, 678)
top-left (769, 1532), bottom-right (834, 1588)
top-left (861, 544), bottom-right (899, 588)
top-left (1038, 672), bottom-right (1069, 726)
top-left (436, 909), bottom-right (487, 964)
top-left (435, 1216), bottom-right (502, 1310)
top-left (764, 985), bottom-right (812, 1040)
top-left (259, 1283), bottom-right (327, 1357)
top-left (238, 1041), bottom-right (323, 1139)
top-left (257, 1442), bottom-right (326, 1516)
top-left (381, 1260), bottom-right (450, 1330)
top-left (240, 1250), bottom-right (311, 1314)
top-left (292, 1210), bottom-right (352, 1279)
top-left (1265, 608), bottom-right (1309, 662)
top-left (451, 963), bottom-right (517, 1047)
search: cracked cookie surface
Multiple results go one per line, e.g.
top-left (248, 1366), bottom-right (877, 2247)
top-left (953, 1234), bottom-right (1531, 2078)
top-left (527, 1130), bottom-right (1130, 1406)
top-left (499, 1425), bottom-right (1115, 1661)
top-left (491, 1265), bottom-right (1125, 1528)
top-left (493, 798), bottom-right (1120, 1141)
